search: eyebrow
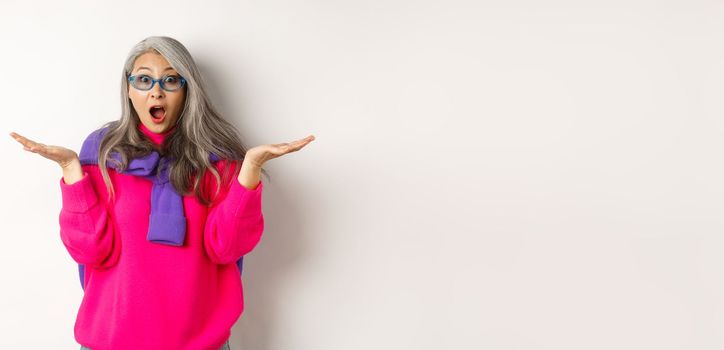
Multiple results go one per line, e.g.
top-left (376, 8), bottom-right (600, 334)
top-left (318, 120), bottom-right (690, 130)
top-left (136, 66), bottom-right (175, 73)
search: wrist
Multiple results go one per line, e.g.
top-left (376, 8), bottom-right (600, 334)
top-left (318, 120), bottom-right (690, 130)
top-left (242, 155), bottom-right (263, 169)
top-left (238, 160), bottom-right (262, 190)
top-left (62, 158), bottom-right (81, 171)
top-left (62, 160), bottom-right (83, 185)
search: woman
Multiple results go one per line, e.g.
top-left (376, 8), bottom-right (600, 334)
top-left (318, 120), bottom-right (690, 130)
top-left (10, 36), bottom-right (314, 350)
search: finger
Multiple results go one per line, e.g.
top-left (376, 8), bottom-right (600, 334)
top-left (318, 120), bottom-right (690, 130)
top-left (284, 139), bottom-right (308, 149)
top-left (288, 137), bottom-right (314, 151)
top-left (268, 136), bottom-right (314, 156)
top-left (275, 135), bottom-right (314, 148)
top-left (290, 135), bottom-right (314, 144)
top-left (10, 132), bottom-right (28, 145)
top-left (11, 133), bottom-right (38, 149)
top-left (10, 132), bottom-right (28, 144)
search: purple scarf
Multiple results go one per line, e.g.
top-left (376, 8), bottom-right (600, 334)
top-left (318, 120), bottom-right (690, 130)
top-left (74, 125), bottom-right (245, 290)
top-left (78, 126), bottom-right (220, 246)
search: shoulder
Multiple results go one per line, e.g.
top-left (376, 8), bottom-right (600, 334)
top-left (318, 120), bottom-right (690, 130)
top-left (83, 125), bottom-right (113, 147)
top-left (79, 125), bottom-right (113, 164)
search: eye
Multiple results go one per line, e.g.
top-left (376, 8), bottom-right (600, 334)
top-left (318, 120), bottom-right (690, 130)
top-left (164, 76), bottom-right (178, 83)
top-left (139, 75), bottom-right (151, 83)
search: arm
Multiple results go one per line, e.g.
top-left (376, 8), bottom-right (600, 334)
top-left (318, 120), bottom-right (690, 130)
top-left (203, 160), bottom-right (265, 265)
top-left (58, 164), bottom-right (120, 269)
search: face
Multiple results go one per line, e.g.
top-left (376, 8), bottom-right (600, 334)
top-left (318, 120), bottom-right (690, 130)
top-left (128, 51), bottom-right (187, 134)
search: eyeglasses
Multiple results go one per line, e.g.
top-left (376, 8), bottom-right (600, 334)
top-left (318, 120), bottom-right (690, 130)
top-left (128, 74), bottom-right (187, 92)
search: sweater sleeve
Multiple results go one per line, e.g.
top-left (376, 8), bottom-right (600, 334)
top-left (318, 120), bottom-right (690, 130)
top-left (203, 160), bottom-right (265, 265)
top-left (58, 164), bottom-right (121, 269)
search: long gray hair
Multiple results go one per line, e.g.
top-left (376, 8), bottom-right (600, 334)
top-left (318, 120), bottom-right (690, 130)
top-left (95, 36), bottom-right (268, 206)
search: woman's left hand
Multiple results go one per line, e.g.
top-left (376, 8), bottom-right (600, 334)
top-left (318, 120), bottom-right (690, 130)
top-left (237, 135), bottom-right (315, 189)
top-left (244, 135), bottom-right (316, 168)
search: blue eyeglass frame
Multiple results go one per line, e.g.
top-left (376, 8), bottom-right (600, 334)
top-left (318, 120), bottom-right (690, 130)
top-left (128, 74), bottom-right (187, 92)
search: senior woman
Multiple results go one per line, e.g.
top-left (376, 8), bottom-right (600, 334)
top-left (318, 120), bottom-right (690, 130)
top-left (10, 36), bottom-right (314, 350)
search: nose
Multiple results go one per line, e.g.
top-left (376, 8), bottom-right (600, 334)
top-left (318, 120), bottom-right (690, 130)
top-left (150, 81), bottom-right (165, 99)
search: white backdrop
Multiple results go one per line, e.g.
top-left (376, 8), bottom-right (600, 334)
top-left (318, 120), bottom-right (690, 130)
top-left (1, 0), bottom-right (724, 349)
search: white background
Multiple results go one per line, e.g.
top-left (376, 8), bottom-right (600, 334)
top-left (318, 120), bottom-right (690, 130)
top-left (1, 0), bottom-right (723, 349)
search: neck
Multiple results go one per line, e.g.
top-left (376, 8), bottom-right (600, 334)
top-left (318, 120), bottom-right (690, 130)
top-left (139, 122), bottom-right (177, 146)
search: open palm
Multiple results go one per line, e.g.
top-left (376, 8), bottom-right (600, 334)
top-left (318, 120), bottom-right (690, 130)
top-left (9, 132), bottom-right (79, 168)
top-left (245, 135), bottom-right (315, 167)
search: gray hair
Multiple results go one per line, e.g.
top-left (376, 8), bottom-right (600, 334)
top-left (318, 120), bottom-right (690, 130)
top-left (95, 35), bottom-right (269, 205)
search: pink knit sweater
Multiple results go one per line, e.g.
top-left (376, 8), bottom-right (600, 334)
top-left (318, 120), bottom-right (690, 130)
top-left (58, 124), bottom-right (264, 350)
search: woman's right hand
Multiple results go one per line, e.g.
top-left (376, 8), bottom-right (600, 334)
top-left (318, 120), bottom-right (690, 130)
top-left (10, 131), bottom-right (79, 167)
top-left (10, 132), bottom-right (83, 183)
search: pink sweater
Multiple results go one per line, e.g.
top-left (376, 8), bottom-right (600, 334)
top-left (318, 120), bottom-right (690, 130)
top-left (58, 124), bottom-right (264, 350)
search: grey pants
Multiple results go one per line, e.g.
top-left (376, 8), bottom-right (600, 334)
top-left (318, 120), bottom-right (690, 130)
top-left (80, 339), bottom-right (231, 350)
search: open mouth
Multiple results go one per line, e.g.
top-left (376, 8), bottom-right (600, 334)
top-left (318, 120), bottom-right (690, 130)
top-left (149, 106), bottom-right (166, 123)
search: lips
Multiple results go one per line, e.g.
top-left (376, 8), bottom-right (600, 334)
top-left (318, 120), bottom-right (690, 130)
top-left (149, 106), bottom-right (166, 123)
